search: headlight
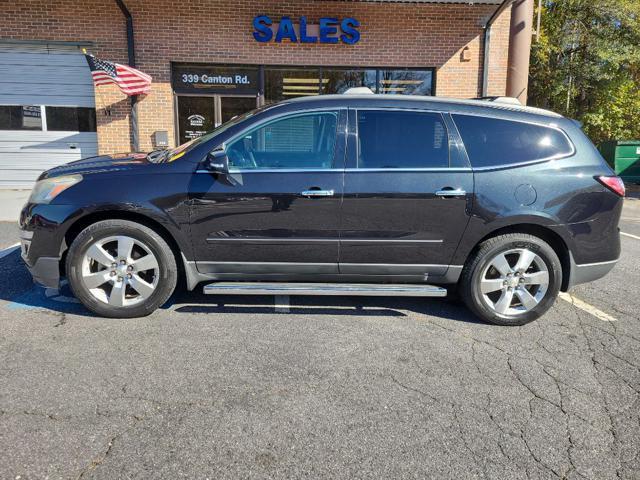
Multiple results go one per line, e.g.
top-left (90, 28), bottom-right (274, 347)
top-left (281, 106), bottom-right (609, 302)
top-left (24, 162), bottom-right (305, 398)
top-left (28, 175), bottom-right (83, 204)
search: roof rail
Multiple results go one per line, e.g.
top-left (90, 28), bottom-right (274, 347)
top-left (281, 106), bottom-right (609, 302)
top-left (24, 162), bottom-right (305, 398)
top-left (475, 96), bottom-right (522, 105)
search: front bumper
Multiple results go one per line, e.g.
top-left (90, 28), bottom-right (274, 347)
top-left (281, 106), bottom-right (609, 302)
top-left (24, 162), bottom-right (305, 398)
top-left (19, 202), bottom-right (78, 289)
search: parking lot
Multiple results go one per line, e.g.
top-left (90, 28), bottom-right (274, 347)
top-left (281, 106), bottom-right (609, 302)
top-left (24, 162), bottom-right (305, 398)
top-left (1, 201), bottom-right (639, 479)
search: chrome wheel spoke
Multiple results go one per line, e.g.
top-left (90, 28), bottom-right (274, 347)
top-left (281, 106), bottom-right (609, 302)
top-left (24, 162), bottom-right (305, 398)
top-left (491, 254), bottom-right (512, 276)
top-left (82, 270), bottom-right (111, 289)
top-left (523, 270), bottom-right (549, 286)
top-left (128, 274), bottom-right (155, 298)
top-left (117, 236), bottom-right (135, 262)
top-left (109, 281), bottom-right (126, 307)
top-left (516, 287), bottom-right (538, 310)
top-left (480, 278), bottom-right (504, 294)
top-left (514, 249), bottom-right (536, 272)
top-left (494, 289), bottom-right (515, 314)
top-left (131, 254), bottom-right (158, 272)
top-left (86, 244), bottom-right (116, 267)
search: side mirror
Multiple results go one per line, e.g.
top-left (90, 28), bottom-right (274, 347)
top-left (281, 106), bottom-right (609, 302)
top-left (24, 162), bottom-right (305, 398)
top-left (206, 147), bottom-right (229, 174)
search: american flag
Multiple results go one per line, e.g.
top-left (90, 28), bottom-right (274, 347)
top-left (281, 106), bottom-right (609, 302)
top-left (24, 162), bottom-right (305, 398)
top-left (85, 55), bottom-right (152, 96)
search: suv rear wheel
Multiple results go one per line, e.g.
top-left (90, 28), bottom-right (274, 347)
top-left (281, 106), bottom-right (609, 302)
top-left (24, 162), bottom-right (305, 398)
top-left (460, 233), bottom-right (562, 326)
top-left (66, 220), bottom-right (177, 318)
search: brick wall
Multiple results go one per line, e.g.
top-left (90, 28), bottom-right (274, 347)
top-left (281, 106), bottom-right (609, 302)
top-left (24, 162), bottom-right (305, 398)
top-left (1, 0), bottom-right (511, 153)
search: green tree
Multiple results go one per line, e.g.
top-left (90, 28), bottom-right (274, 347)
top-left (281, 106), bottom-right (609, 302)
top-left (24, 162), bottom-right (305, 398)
top-left (528, 0), bottom-right (640, 144)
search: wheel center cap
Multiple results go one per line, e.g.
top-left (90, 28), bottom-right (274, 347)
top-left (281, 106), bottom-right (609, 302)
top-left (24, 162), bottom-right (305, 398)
top-left (117, 264), bottom-right (129, 276)
top-left (507, 277), bottom-right (519, 288)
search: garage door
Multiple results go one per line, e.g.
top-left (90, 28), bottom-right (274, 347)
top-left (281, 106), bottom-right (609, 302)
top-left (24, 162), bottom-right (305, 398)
top-left (0, 43), bottom-right (98, 188)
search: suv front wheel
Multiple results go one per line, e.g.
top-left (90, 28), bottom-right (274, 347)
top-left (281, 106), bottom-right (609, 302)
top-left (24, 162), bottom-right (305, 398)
top-left (460, 233), bottom-right (562, 326)
top-left (66, 220), bottom-right (177, 318)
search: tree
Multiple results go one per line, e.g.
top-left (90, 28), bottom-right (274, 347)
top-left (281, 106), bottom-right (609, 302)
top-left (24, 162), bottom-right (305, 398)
top-left (528, 0), bottom-right (640, 144)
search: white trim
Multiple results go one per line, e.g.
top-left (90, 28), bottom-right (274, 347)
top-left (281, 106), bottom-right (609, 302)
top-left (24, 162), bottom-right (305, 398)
top-left (575, 258), bottom-right (619, 268)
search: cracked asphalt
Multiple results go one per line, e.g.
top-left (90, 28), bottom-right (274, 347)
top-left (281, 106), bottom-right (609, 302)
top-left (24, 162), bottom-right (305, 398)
top-left (1, 201), bottom-right (639, 479)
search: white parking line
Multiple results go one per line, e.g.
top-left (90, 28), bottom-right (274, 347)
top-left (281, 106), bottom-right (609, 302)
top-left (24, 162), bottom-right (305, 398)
top-left (274, 295), bottom-right (290, 313)
top-left (558, 292), bottom-right (617, 322)
top-left (621, 232), bottom-right (640, 241)
top-left (0, 243), bottom-right (20, 259)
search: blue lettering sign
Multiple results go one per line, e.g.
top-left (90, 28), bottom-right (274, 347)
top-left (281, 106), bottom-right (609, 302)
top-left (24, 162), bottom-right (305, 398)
top-left (340, 17), bottom-right (360, 45)
top-left (252, 15), bottom-right (360, 44)
top-left (253, 15), bottom-right (273, 42)
top-left (299, 16), bottom-right (318, 43)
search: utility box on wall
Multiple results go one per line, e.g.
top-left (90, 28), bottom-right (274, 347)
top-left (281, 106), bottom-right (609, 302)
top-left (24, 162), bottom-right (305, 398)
top-left (152, 131), bottom-right (169, 149)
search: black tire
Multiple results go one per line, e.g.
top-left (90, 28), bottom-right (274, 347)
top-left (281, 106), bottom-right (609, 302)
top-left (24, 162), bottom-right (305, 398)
top-left (66, 220), bottom-right (177, 318)
top-left (459, 233), bottom-right (562, 326)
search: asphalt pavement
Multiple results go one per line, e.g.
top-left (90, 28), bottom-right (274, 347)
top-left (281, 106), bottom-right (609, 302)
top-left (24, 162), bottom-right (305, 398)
top-left (0, 201), bottom-right (639, 479)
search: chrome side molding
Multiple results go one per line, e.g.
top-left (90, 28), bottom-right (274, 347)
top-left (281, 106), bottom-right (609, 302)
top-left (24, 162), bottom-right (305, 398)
top-left (203, 282), bottom-right (447, 297)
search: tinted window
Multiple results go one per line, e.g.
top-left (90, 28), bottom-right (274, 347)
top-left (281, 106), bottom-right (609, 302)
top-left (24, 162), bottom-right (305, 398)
top-left (226, 111), bottom-right (338, 169)
top-left (453, 114), bottom-right (574, 168)
top-left (46, 107), bottom-right (96, 132)
top-left (357, 110), bottom-right (448, 169)
top-left (0, 105), bottom-right (42, 130)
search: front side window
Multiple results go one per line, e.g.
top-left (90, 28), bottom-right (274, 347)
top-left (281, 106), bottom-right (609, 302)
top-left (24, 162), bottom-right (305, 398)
top-left (357, 110), bottom-right (448, 169)
top-left (226, 111), bottom-right (338, 169)
top-left (0, 105), bottom-right (42, 130)
top-left (452, 114), bottom-right (574, 168)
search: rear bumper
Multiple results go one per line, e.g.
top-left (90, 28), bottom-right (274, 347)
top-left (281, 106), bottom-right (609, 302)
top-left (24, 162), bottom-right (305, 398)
top-left (567, 255), bottom-right (618, 290)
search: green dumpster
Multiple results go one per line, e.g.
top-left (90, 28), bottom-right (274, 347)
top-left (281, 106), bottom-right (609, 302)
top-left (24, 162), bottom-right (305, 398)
top-left (599, 140), bottom-right (640, 184)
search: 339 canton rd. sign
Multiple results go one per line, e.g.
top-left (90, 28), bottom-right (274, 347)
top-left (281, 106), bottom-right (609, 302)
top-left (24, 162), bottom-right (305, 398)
top-left (172, 64), bottom-right (259, 94)
top-left (253, 16), bottom-right (360, 44)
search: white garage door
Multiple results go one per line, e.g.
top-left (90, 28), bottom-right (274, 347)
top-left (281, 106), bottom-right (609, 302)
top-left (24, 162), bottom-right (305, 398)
top-left (0, 43), bottom-right (98, 188)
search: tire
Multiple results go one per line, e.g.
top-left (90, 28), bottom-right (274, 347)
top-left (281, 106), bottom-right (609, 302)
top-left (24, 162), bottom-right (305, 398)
top-left (459, 233), bottom-right (562, 326)
top-left (66, 220), bottom-right (177, 318)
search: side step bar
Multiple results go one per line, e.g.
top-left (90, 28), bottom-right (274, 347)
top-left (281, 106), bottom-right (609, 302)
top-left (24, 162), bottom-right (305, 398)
top-left (203, 282), bottom-right (447, 297)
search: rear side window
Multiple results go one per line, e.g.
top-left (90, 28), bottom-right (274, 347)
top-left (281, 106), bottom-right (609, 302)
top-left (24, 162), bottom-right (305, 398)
top-left (357, 110), bottom-right (448, 169)
top-left (452, 114), bottom-right (573, 168)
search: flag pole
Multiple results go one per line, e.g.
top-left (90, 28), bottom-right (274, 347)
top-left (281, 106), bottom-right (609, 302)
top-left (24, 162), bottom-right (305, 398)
top-left (115, 0), bottom-right (139, 152)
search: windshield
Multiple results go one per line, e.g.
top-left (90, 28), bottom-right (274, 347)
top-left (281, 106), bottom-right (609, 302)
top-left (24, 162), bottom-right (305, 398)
top-left (147, 106), bottom-right (268, 163)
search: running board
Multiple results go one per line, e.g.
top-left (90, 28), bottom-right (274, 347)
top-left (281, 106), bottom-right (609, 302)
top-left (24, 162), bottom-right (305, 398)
top-left (202, 282), bottom-right (447, 297)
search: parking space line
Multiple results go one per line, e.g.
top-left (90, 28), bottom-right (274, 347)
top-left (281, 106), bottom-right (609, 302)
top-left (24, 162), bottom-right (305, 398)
top-left (558, 292), bottom-right (617, 322)
top-left (621, 232), bottom-right (640, 241)
top-left (274, 295), bottom-right (290, 313)
top-left (0, 243), bottom-right (20, 259)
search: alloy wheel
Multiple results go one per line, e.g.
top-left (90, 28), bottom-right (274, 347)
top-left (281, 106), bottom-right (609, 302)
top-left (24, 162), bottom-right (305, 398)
top-left (479, 248), bottom-right (549, 316)
top-left (80, 235), bottom-right (159, 307)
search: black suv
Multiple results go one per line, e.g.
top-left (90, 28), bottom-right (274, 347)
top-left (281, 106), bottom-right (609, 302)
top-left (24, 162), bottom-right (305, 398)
top-left (19, 95), bottom-right (624, 325)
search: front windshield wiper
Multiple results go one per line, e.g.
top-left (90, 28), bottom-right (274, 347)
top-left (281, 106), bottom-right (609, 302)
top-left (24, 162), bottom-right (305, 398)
top-left (146, 149), bottom-right (171, 163)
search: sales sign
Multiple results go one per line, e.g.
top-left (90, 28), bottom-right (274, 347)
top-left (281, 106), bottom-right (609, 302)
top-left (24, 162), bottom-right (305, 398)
top-left (253, 16), bottom-right (360, 44)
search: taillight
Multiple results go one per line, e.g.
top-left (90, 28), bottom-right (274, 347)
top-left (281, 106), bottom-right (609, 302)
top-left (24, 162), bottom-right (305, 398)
top-left (595, 175), bottom-right (625, 197)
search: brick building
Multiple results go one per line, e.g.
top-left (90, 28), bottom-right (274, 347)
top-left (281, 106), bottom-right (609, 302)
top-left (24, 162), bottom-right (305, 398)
top-left (0, 0), bottom-right (531, 187)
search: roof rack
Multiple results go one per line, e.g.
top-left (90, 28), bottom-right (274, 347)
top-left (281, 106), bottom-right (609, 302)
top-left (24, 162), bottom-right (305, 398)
top-left (343, 87), bottom-right (374, 95)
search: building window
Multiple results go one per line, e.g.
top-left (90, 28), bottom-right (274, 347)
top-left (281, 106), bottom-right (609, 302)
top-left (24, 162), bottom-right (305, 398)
top-left (321, 68), bottom-right (377, 94)
top-left (0, 105), bottom-right (42, 130)
top-left (47, 107), bottom-right (96, 132)
top-left (378, 69), bottom-right (433, 95)
top-left (263, 66), bottom-right (435, 103)
top-left (264, 68), bottom-right (323, 103)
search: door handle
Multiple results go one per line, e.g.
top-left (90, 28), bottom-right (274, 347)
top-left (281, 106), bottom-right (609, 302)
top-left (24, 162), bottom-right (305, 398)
top-left (301, 189), bottom-right (335, 197)
top-left (435, 188), bottom-right (466, 197)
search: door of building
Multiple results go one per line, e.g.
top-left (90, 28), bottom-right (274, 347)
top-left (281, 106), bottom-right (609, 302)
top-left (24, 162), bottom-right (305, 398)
top-left (177, 95), bottom-right (257, 145)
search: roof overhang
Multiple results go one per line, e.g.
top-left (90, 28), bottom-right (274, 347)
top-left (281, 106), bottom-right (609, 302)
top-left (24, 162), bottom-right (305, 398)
top-left (331, 1), bottom-right (503, 4)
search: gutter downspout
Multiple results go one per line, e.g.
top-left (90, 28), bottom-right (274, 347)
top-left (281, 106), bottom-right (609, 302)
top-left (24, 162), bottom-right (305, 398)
top-left (481, 0), bottom-right (515, 97)
top-left (114, 0), bottom-right (139, 152)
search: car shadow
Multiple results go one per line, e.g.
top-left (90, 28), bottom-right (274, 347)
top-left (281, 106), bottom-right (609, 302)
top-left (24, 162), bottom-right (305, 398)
top-left (0, 250), bottom-right (483, 325)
